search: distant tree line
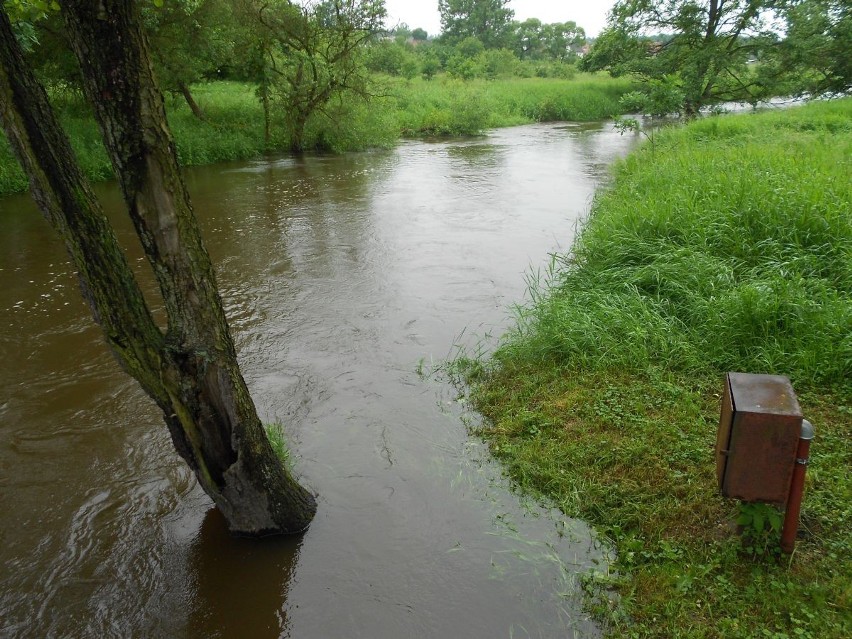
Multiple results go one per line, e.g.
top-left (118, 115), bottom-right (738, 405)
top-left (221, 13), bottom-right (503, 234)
top-left (9, 0), bottom-right (592, 150)
top-left (9, 0), bottom-right (847, 137)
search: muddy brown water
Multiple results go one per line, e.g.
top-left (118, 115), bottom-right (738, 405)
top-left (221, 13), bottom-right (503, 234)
top-left (0, 123), bottom-right (637, 638)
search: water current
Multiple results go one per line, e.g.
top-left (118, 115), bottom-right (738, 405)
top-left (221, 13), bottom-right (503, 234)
top-left (0, 122), bottom-right (637, 638)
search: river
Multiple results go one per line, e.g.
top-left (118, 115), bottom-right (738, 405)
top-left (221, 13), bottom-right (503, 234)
top-left (0, 122), bottom-right (636, 638)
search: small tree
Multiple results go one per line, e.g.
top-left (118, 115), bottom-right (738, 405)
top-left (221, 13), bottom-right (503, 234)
top-left (242, 0), bottom-right (386, 151)
top-left (143, 0), bottom-right (238, 119)
top-left (542, 21), bottom-right (585, 62)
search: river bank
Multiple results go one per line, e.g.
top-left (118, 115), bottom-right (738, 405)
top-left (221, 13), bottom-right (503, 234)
top-left (0, 74), bottom-right (633, 196)
top-left (455, 99), bottom-right (851, 638)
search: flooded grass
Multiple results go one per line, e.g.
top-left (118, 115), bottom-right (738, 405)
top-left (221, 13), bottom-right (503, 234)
top-left (457, 99), bottom-right (852, 638)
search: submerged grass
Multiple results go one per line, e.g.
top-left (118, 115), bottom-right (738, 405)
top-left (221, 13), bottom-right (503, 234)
top-left (457, 99), bottom-right (851, 638)
top-left (0, 74), bottom-right (633, 195)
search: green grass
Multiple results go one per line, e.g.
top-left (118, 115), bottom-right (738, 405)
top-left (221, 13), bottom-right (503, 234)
top-left (0, 74), bottom-right (634, 195)
top-left (391, 74), bottom-right (634, 136)
top-left (264, 421), bottom-right (292, 469)
top-left (455, 99), bottom-right (852, 638)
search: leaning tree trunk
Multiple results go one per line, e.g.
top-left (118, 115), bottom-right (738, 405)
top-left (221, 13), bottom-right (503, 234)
top-left (178, 81), bottom-right (206, 120)
top-left (0, 4), bottom-right (315, 535)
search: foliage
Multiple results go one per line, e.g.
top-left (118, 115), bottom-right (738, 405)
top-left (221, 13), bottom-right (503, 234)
top-left (3, 0), bottom-right (58, 23)
top-left (770, 0), bottom-right (852, 97)
top-left (264, 422), bottom-right (293, 468)
top-left (365, 39), bottom-right (409, 75)
top-left (142, 0), bottom-right (236, 114)
top-left (233, 0), bottom-right (386, 151)
top-left (583, 0), bottom-right (784, 115)
top-left (619, 74), bottom-right (686, 117)
top-left (737, 502), bottom-right (784, 556)
top-left (455, 100), bottom-right (852, 637)
top-left (438, 0), bottom-right (514, 49)
top-left (0, 74), bottom-right (635, 194)
top-left (510, 17), bottom-right (585, 62)
top-left (392, 75), bottom-right (634, 136)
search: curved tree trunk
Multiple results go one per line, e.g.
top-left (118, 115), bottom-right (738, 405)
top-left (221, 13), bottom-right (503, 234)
top-left (0, 4), bottom-right (316, 535)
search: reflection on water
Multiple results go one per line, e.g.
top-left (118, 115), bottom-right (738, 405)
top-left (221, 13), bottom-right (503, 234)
top-left (0, 123), bottom-right (637, 638)
top-left (189, 508), bottom-right (299, 639)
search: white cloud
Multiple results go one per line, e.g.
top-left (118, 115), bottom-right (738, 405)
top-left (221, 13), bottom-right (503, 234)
top-left (383, 1), bottom-right (615, 38)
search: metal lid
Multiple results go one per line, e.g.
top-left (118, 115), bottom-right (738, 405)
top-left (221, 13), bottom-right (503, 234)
top-left (727, 372), bottom-right (803, 417)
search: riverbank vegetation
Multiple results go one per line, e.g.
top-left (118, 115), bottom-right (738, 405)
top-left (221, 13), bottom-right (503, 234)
top-left (5, 0), bottom-right (847, 197)
top-left (0, 0), bottom-right (616, 195)
top-left (0, 74), bottom-right (632, 195)
top-left (584, 0), bottom-right (851, 117)
top-left (452, 99), bottom-right (851, 638)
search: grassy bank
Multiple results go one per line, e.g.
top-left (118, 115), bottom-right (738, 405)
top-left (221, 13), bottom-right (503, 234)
top-left (455, 100), bottom-right (851, 638)
top-left (0, 74), bottom-right (632, 196)
top-left (392, 75), bottom-right (633, 136)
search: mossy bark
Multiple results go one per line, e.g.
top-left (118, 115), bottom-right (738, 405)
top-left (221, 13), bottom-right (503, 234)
top-left (0, 4), bottom-right (316, 535)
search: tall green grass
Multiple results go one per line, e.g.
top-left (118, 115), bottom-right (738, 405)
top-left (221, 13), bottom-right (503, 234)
top-left (497, 99), bottom-right (851, 388)
top-left (392, 74), bottom-right (634, 136)
top-left (459, 98), bottom-right (852, 638)
top-left (0, 74), bottom-right (634, 196)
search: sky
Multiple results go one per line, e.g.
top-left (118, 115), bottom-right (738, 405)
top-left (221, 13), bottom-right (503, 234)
top-left (383, 1), bottom-right (617, 39)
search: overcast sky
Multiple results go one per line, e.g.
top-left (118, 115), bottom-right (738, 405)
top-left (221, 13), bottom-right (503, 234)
top-left (383, 1), bottom-right (616, 38)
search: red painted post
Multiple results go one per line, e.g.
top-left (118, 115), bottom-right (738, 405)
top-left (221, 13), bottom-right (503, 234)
top-left (780, 420), bottom-right (815, 553)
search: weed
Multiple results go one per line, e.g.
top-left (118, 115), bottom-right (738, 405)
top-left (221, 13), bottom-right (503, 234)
top-left (263, 421), bottom-right (292, 469)
top-left (736, 502), bottom-right (784, 557)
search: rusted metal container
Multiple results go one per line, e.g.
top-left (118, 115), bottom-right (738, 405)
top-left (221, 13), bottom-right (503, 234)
top-left (716, 373), bottom-right (803, 505)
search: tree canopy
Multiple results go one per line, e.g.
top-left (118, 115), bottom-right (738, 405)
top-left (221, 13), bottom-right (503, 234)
top-left (438, 0), bottom-right (514, 48)
top-left (583, 0), bottom-right (784, 115)
top-left (583, 0), bottom-right (850, 115)
top-left (774, 0), bottom-right (851, 96)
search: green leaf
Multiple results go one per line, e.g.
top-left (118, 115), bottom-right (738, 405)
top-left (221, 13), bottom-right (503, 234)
top-left (753, 509), bottom-right (765, 532)
top-left (768, 509), bottom-right (783, 533)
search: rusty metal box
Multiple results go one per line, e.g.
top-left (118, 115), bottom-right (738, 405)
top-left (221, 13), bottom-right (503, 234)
top-left (716, 373), bottom-right (803, 505)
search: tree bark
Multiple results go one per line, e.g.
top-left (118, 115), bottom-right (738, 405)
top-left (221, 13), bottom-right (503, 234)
top-left (0, 4), bottom-right (316, 535)
top-left (179, 81), bottom-right (206, 120)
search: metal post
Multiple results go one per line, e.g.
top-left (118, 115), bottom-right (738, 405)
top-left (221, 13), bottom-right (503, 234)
top-left (780, 420), bottom-right (815, 553)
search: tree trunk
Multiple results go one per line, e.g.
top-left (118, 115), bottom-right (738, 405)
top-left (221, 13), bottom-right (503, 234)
top-left (0, 4), bottom-right (316, 535)
top-left (179, 81), bottom-right (206, 120)
top-left (291, 112), bottom-right (308, 153)
top-left (261, 77), bottom-right (272, 149)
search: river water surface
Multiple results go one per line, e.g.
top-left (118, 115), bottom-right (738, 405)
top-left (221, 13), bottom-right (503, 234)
top-left (0, 123), bottom-right (636, 638)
